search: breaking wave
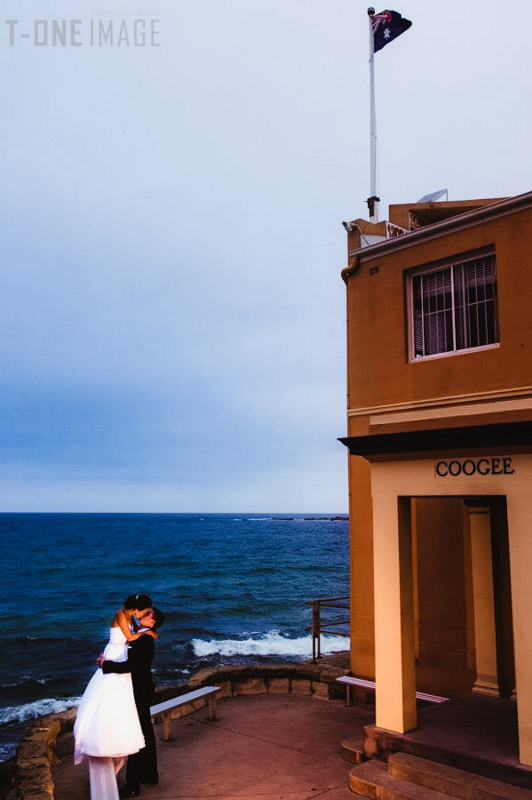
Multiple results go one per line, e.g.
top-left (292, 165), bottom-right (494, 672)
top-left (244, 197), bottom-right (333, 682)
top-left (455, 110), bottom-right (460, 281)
top-left (191, 631), bottom-right (349, 658)
top-left (0, 696), bottom-right (80, 726)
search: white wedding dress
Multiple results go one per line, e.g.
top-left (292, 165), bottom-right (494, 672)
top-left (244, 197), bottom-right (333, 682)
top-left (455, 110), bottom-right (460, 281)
top-left (74, 627), bottom-right (145, 764)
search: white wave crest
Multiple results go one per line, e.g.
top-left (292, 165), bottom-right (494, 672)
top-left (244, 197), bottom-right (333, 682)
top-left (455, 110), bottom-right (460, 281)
top-left (1, 675), bottom-right (49, 689)
top-left (0, 696), bottom-right (81, 725)
top-left (191, 631), bottom-right (349, 658)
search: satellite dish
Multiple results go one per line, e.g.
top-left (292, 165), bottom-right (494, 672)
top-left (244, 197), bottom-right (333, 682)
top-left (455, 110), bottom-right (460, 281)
top-left (417, 189), bottom-right (448, 203)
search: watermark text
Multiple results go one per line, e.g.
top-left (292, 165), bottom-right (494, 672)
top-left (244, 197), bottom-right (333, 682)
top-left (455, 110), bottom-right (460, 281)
top-left (4, 15), bottom-right (161, 47)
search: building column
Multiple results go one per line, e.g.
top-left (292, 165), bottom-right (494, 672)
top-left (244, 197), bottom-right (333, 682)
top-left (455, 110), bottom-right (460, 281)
top-left (507, 492), bottom-right (532, 766)
top-left (469, 506), bottom-right (500, 697)
top-left (372, 492), bottom-right (416, 733)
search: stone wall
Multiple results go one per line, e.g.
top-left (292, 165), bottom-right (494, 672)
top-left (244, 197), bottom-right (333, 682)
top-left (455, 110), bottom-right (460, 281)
top-left (153, 662), bottom-right (347, 723)
top-left (10, 712), bottom-right (68, 800)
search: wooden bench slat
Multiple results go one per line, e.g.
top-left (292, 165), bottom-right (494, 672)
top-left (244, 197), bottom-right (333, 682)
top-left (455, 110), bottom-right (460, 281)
top-left (336, 676), bottom-right (449, 704)
top-left (150, 685), bottom-right (220, 716)
top-left (414, 691), bottom-right (449, 703)
top-left (337, 676), bottom-right (375, 690)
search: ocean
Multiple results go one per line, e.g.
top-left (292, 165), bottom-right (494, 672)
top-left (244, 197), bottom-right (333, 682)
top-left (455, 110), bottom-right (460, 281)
top-left (0, 513), bottom-right (349, 762)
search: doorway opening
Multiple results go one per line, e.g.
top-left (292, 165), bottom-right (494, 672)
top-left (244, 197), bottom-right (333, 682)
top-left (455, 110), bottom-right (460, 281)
top-left (411, 496), bottom-right (514, 699)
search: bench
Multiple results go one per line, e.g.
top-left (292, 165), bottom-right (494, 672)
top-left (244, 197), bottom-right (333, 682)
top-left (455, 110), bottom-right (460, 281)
top-left (150, 685), bottom-right (221, 740)
top-left (336, 675), bottom-right (449, 707)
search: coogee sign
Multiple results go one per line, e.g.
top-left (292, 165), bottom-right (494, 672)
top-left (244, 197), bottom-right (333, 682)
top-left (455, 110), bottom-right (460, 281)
top-left (434, 457), bottom-right (515, 477)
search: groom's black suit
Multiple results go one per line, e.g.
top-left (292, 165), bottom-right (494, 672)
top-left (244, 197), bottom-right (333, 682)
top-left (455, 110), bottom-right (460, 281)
top-left (102, 635), bottom-right (158, 792)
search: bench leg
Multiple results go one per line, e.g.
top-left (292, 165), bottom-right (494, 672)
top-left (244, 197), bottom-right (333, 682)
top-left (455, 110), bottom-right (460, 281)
top-left (345, 685), bottom-right (352, 708)
top-left (208, 695), bottom-right (218, 721)
top-left (163, 712), bottom-right (172, 741)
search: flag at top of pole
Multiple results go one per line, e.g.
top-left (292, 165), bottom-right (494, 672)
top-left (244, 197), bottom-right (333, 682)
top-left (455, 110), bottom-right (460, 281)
top-left (371, 9), bottom-right (412, 53)
top-left (366, 8), bottom-right (412, 223)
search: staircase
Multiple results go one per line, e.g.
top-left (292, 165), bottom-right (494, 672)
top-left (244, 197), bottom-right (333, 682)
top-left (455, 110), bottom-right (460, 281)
top-left (349, 753), bottom-right (532, 799)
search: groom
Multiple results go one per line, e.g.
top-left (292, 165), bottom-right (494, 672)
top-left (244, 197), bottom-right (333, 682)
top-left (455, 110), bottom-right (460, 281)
top-left (102, 606), bottom-right (165, 799)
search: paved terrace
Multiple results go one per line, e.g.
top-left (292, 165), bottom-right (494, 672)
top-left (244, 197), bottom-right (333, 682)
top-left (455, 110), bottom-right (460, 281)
top-left (53, 693), bottom-right (375, 800)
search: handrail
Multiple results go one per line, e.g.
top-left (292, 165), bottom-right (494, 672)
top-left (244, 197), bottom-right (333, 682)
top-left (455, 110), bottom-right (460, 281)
top-left (305, 595), bottom-right (350, 660)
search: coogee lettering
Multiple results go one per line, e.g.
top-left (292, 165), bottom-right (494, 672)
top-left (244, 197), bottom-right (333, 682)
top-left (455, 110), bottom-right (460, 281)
top-left (435, 457), bottom-right (515, 477)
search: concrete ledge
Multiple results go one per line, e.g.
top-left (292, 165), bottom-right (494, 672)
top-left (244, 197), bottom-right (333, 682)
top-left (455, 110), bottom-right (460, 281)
top-left (290, 679), bottom-right (312, 696)
top-left (312, 681), bottom-right (331, 700)
top-left (14, 715), bottom-right (62, 800)
top-left (233, 677), bottom-right (267, 696)
top-left (184, 662), bottom-right (349, 701)
top-left (186, 663), bottom-right (326, 689)
top-left (267, 678), bottom-right (290, 694)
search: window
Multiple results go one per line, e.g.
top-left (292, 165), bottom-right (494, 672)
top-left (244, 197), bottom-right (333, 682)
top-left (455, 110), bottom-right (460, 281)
top-left (410, 252), bottom-right (499, 360)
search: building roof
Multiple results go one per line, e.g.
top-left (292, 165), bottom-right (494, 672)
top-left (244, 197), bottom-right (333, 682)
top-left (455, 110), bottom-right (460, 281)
top-left (342, 191), bottom-right (532, 283)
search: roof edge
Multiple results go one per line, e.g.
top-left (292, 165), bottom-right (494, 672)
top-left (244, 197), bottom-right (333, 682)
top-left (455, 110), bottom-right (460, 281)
top-left (342, 191), bottom-right (532, 282)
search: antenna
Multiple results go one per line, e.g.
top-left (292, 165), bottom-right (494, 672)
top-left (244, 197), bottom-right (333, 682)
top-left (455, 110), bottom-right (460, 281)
top-left (417, 189), bottom-right (449, 203)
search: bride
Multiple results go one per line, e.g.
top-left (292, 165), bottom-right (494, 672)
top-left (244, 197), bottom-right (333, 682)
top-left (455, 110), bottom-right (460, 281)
top-left (74, 593), bottom-right (156, 766)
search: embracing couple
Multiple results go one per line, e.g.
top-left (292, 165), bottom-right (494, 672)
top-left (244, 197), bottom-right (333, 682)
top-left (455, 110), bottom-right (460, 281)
top-left (74, 593), bottom-right (165, 799)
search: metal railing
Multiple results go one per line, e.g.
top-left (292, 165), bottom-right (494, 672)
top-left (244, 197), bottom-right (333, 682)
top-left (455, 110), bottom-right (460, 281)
top-left (306, 595), bottom-right (350, 660)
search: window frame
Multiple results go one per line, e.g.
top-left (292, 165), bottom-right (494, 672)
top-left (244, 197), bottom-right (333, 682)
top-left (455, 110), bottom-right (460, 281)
top-left (406, 248), bottom-right (500, 363)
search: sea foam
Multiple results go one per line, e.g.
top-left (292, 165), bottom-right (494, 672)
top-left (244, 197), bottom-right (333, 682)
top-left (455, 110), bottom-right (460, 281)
top-left (191, 631), bottom-right (349, 658)
top-left (0, 696), bottom-right (80, 725)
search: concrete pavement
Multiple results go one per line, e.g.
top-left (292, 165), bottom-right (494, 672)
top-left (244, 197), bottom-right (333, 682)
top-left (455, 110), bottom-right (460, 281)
top-left (53, 693), bottom-right (375, 800)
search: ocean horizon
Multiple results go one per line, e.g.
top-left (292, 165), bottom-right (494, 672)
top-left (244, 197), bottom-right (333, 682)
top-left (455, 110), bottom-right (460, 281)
top-left (0, 512), bottom-right (350, 762)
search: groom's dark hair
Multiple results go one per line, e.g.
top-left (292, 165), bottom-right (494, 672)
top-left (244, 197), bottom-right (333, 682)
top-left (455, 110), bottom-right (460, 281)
top-left (124, 593), bottom-right (153, 610)
top-left (151, 607), bottom-right (165, 631)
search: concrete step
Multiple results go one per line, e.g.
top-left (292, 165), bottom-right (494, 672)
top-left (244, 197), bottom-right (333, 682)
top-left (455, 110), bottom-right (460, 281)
top-left (363, 720), bottom-right (532, 789)
top-left (388, 753), bottom-right (532, 800)
top-left (349, 760), bottom-right (454, 799)
top-left (341, 736), bottom-right (366, 764)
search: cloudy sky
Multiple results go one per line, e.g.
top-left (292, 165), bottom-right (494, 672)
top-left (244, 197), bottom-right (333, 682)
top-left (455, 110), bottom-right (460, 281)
top-left (0, 1), bottom-right (530, 512)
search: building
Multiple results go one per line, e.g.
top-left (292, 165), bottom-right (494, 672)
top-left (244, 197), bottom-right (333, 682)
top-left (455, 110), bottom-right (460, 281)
top-left (340, 192), bottom-right (532, 765)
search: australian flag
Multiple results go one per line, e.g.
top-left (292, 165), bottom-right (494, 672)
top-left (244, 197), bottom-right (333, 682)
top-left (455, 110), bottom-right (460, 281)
top-left (371, 10), bottom-right (412, 53)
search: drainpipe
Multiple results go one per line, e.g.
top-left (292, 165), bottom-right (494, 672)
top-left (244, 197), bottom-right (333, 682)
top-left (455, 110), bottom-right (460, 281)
top-left (341, 254), bottom-right (360, 284)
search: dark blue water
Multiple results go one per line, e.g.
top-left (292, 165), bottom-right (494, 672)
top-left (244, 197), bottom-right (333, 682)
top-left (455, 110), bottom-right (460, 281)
top-left (0, 513), bottom-right (349, 761)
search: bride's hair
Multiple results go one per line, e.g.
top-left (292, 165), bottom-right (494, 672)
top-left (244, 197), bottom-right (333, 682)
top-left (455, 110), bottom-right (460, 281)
top-left (123, 593), bottom-right (153, 610)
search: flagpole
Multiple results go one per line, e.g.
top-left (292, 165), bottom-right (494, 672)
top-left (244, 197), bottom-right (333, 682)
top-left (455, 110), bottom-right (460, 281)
top-left (367, 7), bottom-right (380, 222)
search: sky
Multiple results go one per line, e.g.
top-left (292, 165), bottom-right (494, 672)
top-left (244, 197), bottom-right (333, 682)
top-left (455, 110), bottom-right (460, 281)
top-left (0, 1), bottom-right (530, 513)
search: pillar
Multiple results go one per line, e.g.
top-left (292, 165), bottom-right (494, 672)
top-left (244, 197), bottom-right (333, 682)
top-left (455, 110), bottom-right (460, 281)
top-left (372, 492), bottom-right (417, 733)
top-left (469, 506), bottom-right (500, 697)
top-left (506, 492), bottom-right (532, 766)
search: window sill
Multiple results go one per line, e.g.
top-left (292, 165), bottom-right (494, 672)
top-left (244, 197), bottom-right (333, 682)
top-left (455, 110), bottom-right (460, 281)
top-left (410, 342), bottom-right (500, 364)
